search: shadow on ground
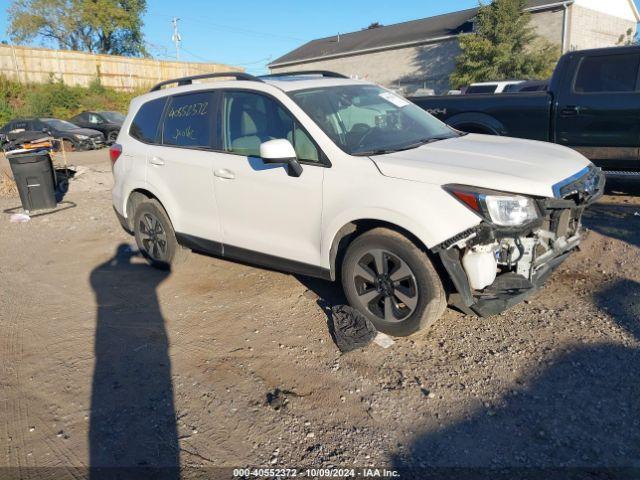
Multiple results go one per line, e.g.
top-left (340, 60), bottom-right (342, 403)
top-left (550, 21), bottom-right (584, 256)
top-left (581, 176), bottom-right (640, 249)
top-left (583, 201), bottom-right (640, 249)
top-left (295, 274), bottom-right (347, 337)
top-left (89, 244), bottom-right (179, 479)
top-left (605, 178), bottom-right (640, 198)
top-left (392, 278), bottom-right (640, 479)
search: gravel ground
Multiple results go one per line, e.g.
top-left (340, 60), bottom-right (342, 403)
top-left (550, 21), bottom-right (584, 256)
top-left (1, 152), bottom-right (639, 479)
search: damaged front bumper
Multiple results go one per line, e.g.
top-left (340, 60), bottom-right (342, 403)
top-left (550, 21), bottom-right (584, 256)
top-left (75, 136), bottom-right (105, 151)
top-left (438, 234), bottom-right (579, 317)
top-left (434, 166), bottom-right (605, 318)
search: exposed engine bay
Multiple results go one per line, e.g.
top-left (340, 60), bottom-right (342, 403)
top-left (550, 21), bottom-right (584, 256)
top-left (435, 167), bottom-right (604, 317)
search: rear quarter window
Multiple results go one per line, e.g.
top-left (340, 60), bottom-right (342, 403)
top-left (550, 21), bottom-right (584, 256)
top-left (161, 91), bottom-right (214, 148)
top-left (129, 97), bottom-right (167, 143)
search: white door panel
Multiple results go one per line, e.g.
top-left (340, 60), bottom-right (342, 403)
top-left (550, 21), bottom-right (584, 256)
top-left (212, 153), bottom-right (324, 266)
top-left (145, 144), bottom-right (222, 242)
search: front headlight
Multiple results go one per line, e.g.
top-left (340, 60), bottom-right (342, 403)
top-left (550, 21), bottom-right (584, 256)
top-left (482, 194), bottom-right (539, 226)
top-left (75, 134), bottom-right (88, 140)
top-left (444, 186), bottom-right (540, 227)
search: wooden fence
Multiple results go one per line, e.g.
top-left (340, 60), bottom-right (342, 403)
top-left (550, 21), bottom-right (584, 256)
top-left (0, 44), bottom-right (242, 91)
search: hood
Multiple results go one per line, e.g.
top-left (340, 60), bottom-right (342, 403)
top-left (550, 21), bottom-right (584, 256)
top-left (68, 127), bottom-right (103, 137)
top-left (371, 134), bottom-right (592, 198)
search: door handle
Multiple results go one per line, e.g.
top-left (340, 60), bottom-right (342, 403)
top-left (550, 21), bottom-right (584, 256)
top-left (214, 168), bottom-right (236, 180)
top-left (560, 105), bottom-right (581, 117)
top-left (149, 156), bottom-right (165, 166)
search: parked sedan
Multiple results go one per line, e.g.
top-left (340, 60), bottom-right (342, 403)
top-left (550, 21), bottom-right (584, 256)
top-left (69, 111), bottom-right (124, 144)
top-left (0, 118), bottom-right (105, 151)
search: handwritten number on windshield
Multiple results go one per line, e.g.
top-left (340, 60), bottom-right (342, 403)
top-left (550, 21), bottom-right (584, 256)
top-left (167, 102), bottom-right (208, 119)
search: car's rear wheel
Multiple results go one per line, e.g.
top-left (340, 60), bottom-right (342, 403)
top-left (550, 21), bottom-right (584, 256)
top-left (133, 199), bottom-right (188, 269)
top-left (341, 228), bottom-right (446, 337)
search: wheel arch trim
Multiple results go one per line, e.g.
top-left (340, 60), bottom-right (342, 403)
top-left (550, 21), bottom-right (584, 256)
top-left (324, 212), bottom-right (435, 281)
top-left (122, 186), bottom-right (177, 232)
top-left (446, 112), bottom-right (504, 135)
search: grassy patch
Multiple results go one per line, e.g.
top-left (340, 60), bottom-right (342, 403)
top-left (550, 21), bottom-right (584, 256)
top-left (0, 76), bottom-right (143, 125)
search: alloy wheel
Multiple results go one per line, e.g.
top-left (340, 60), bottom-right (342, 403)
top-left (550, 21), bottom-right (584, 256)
top-left (138, 212), bottom-right (168, 261)
top-left (351, 249), bottom-right (418, 322)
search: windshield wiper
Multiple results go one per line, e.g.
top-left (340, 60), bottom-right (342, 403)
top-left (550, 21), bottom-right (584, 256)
top-left (354, 135), bottom-right (460, 157)
top-left (391, 135), bottom-right (457, 152)
top-left (353, 148), bottom-right (398, 156)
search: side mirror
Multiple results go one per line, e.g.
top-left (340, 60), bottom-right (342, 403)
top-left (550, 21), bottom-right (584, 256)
top-left (259, 139), bottom-right (303, 177)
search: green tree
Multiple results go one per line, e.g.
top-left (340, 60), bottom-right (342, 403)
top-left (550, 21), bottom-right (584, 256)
top-left (617, 27), bottom-right (638, 46)
top-left (364, 22), bottom-right (383, 30)
top-left (450, 0), bottom-right (560, 89)
top-left (8, 0), bottom-right (147, 56)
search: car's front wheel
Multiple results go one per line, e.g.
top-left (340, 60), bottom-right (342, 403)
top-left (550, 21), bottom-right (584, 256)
top-left (133, 199), bottom-right (188, 269)
top-left (341, 228), bottom-right (446, 337)
top-left (107, 130), bottom-right (118, 144)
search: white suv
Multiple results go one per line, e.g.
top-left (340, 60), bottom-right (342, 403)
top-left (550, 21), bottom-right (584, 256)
top-left (111, 71), bottom-right (604, 336)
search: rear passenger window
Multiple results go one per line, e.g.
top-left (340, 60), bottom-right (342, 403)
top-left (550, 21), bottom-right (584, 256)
top-left (130, 98), bottom-right (166, 143)
top-left (574, 54), bottom-right (640, 93)
top-left (161, 92), bottom-right (213, 148)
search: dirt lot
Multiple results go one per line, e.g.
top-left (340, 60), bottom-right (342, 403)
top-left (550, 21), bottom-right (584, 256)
top-left (1, 151), bottom-right (640, 479)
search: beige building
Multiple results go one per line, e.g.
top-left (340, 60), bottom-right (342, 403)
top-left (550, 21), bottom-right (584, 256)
top-left (268, 0), bottom-right (640, 94)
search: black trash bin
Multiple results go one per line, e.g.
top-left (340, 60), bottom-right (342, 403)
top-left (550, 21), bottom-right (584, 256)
top-left (8, 151), bottom-right (57, 212)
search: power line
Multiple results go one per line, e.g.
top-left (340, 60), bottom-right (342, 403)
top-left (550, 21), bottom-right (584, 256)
top-left (180, 46), bottom-right (272, 67)
top-left (146, 12), bottom-right (304, 43)
top-left (144, 40), bottom-right (169, 58)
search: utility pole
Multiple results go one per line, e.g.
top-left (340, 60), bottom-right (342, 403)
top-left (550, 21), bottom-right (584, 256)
top-left (171, 17), bottom-right (181, 61)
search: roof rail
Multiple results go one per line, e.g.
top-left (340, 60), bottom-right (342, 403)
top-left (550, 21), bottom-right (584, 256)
top-left (149, 72), bottom-right (262, 92)
top-left (260, 70), bottom-right (349, 79)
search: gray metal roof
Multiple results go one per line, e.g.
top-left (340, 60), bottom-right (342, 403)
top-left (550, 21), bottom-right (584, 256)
top-left (269, 0), bottom-right (568, 67)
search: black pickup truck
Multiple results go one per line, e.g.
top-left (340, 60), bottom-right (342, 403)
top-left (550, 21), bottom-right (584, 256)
top-left (410, 46), bottom-right (640, 175)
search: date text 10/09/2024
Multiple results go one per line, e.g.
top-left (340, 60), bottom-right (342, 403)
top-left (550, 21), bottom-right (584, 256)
top-left (232, 468), bottom-right (401, 478)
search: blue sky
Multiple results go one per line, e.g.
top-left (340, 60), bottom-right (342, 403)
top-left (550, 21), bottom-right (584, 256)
top-left (0, 0), bottom-right (638, 74)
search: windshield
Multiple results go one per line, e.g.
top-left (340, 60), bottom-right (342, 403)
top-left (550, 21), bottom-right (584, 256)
top-left (288, 84), bottom-right (458, 156)
top-left (42, 119), bottom-right (79, 131)
top-left (100, 111), bottom-right (125, 123)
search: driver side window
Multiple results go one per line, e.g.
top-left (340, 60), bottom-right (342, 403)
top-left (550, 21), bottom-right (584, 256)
top-left (221, 91), bottom-right (319, 162)
top-left (88, 113), bottom-right (102, 124)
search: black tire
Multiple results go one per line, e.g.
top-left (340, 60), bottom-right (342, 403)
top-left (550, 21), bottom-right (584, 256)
top-left (107, 130), bottom-right (118, 144)
top-left (133, 199), bottom-right (188, 269)
top-left (341, 228), bottom-right (446, 337)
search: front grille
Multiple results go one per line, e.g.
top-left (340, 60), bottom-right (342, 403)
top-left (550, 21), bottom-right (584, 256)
top-left (552, 166), bottom-right (604, 204)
